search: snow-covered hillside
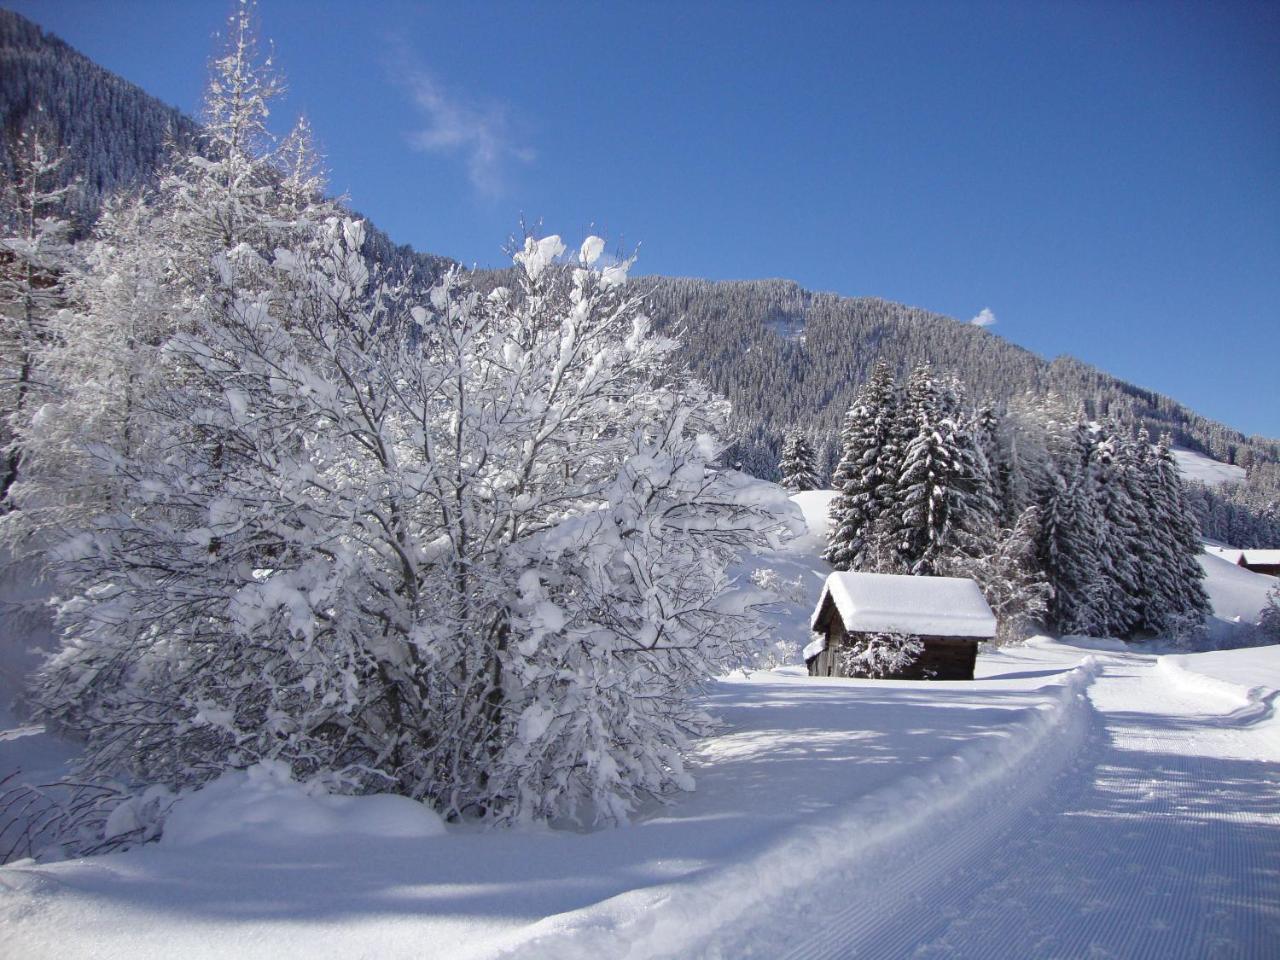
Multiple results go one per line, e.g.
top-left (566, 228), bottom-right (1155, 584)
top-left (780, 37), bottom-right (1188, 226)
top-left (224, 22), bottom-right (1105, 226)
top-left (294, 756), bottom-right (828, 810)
top-left (2, 491), bottom-right (1277, 959)
top-left (1199, 550), bottom-right (1276, 643)
top-left (1171, 446), bottom-right (1247, 487)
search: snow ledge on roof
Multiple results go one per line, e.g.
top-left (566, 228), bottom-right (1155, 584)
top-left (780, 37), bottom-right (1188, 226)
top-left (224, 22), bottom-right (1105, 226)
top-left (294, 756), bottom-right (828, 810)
top-left (810, 571), bottom-right (997, 638)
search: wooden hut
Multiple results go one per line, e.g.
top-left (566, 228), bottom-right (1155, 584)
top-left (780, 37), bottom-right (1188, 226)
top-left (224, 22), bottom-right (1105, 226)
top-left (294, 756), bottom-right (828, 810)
top-left (1205, 547), bottom-right (1280, 577)
top-left (806, 572), bottom-right (996, 681)
top-left (1238, 550), bottom-right (1280, 577)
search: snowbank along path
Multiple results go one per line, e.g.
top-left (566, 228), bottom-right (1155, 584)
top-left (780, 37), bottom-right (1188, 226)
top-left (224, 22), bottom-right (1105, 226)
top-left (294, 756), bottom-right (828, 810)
top-left (750, 642), bottom-right (1280, 960)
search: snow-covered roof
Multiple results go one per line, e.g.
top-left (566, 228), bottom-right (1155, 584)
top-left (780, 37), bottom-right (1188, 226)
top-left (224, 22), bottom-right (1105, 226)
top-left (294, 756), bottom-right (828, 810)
top-left (1206, 546), bottom-right (1280, 568)
top-left (802, 636), bottom-right (827, 661)
top-left (810, 572), bottom-right (997, 638)
top-left (1204, 546), bottom-right (1244, 564)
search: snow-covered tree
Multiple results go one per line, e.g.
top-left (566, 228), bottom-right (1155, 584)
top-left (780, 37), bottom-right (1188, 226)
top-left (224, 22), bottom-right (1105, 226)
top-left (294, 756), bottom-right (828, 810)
top-left (8, 0), bottom-right (337, 540)
top-left (1089, 424), bottom-right (1151, 637)
top-left (894, 365), bottom-right (998, 576)
top-left (815, 437), bottom-right (837, 488)
top-left (825, 360), bottom-right (901, 570)
top-left (838, 632), bottom-right (923, 678)
top-left (1039, 472), bottom-right (1104, 636)
top-left (951, 506), bottom-right (1050, 644)
top-left (158, 0), bottom-right (285, 288)
top-left (1141, 434), bottom-right (1210, 635)
top-left (32, 225), bottom-right (799, 833)
top-left (1259, 581), bottom-right (1280, 644)
top-left (778, 429), bottom-right (820, 492)
top-left (0, 119), bottom-right (77, 508)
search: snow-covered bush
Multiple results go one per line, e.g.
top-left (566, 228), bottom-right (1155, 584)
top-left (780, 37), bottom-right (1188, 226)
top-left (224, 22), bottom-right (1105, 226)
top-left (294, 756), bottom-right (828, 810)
top-left (950, 506), bottom-right (1050, 645)
top-left (28, 224), bottom-right (798, 834)
top-left (4, 5), bottom-right (799, 848)
top-left (838, 632), bottom-right (924, 678)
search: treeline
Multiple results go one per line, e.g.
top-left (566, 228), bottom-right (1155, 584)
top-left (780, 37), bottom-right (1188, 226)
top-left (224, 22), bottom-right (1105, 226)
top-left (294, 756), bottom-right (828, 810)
top-left (629, 276), bottom-right (1279, 546)
top-left (792, 362), bottom-right (1211, 643)
top-left (1186, 466), bottom-right (1280, 547)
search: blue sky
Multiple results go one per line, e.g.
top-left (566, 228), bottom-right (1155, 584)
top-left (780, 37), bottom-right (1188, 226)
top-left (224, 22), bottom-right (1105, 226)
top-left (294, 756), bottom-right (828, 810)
top-left (10, 0), bottom-right (1279, 439)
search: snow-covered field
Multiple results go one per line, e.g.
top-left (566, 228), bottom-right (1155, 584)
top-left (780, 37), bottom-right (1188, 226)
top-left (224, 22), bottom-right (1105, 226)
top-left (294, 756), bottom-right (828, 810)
top-left (1199, 550), bottom-right (1277, 645)
top-left (1, 493), bottom-right (1277, 959)
top-left (1171, 446), bottom-right (1247, 487)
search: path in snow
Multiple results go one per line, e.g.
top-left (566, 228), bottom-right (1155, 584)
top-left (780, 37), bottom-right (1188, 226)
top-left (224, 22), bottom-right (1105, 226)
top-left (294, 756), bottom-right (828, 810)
top-left (771, 646), bottom-right (1280, 960)
top-left (0, 662), bottom-right (1093, 960)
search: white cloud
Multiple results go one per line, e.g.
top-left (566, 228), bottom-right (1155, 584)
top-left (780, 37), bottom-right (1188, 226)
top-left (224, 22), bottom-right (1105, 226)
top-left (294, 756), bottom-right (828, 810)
top-left (400, 68), bottom-right (533, 197)
top-left (970, 307), bottom-right (997, 328)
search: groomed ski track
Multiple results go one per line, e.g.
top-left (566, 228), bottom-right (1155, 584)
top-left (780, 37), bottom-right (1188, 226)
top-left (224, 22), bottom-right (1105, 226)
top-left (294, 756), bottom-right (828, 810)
top-left (498, 645), bottom-right (1279, 960)
top-left (2, 644), bottom-right (1275, 959)
top-left (721, 647), bottom-right (1280, 960)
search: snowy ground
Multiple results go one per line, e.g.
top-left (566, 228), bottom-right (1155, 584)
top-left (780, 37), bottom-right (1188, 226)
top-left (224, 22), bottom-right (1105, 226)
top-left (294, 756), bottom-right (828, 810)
top-left (1170, 447), bottom-right (1247, 488)
top-left (1, 493), bottom-right (1277, 958)
top-left (1199, 551), bottom-right (1276, 645)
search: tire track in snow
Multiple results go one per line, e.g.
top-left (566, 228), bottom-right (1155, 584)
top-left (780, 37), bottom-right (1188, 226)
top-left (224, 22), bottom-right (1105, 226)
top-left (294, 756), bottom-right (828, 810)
top-left (776, 653), bottom-right (1280, 960)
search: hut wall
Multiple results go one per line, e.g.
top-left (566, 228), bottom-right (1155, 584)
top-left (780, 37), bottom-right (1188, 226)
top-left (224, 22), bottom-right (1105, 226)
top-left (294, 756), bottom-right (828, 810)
top-left (838, 632), bottom-right (979, 681)
top-left (809, 598), bottom-right (985, 680)
top-left (1242, 562), bottom-right (1280, 577)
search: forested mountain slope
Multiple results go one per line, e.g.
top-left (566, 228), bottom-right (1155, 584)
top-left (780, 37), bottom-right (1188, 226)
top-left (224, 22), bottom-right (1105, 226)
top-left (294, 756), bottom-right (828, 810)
top-left (636, 275), bottom-right (1279, 476)
top-left (0, 9), bottom-right (453, 286)
top-left (0, 9), bottom-right (197, 229)
top-left (2, 7), bottom-right (1275, 542)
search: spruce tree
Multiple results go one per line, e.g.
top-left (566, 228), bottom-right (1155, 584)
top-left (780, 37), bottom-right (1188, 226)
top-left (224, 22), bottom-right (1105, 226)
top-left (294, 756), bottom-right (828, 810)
top-left (1090, 424), bottom-right (1150, 637)
top-left (1041, 471), bottom-right (1107, 636)
top-left (1036, 416), bottom-right (1108, 636)
top-left (894, 366), bottom-right (999, 575)
top-left (1260, 581), bottom-right (1280, 643)
top-left (824, 360), bottom-right (900, 570)
top-left (1144, 434), bottom-right (1211, 635)
top-left (895, 365), bottom-right (950, 574)
top-left (778, 429), bottom-right (821, 492)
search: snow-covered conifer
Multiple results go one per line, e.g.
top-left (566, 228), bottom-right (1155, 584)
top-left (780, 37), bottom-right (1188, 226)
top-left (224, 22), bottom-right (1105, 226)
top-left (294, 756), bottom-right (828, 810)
top-left (824, 360), bottom-right (900, 570)
top-left (159, 0), bottom-right (284, 285)
top-left (8, 2), bottom-right (336, 539)
top-left (894, 365), bottom-right (999, 575)
top-left (778, 429), bottom-right (821, 492)
top-left (1142, 434), bottom-right (1211, 635)
top-left (1037, 417), bottom-right (1108, 636)
top-left (1089, 424), bottom-right (1151, 637)
top-left (1260, 581), bottom-right (1280, 644)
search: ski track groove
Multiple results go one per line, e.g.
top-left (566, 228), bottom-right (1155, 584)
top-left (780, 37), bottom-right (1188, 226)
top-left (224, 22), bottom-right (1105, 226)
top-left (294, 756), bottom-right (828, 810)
top-left (766, 654), bottom-right (1280, 960)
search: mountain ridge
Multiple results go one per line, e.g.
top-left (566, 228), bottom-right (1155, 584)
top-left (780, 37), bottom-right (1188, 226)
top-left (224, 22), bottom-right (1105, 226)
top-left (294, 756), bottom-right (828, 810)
top-left (2, 6), bottom-right (1275, 483)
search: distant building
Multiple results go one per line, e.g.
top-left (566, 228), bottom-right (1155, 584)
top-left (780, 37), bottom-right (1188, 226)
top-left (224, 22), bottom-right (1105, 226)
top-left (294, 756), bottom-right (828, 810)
top-left (806, 572), bottom-right (996, 681)
top-left (1238, 550), bottom-right (1280, 577)
top-left (1205, 546), bottom-right (1280, 577)
top-left (1204, 546), bottom-right (1244, 565)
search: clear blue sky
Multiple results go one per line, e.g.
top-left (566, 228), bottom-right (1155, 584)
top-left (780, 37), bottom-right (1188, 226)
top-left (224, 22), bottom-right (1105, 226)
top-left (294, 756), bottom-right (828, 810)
top-left (10, 0), bottom-right (1279, 439)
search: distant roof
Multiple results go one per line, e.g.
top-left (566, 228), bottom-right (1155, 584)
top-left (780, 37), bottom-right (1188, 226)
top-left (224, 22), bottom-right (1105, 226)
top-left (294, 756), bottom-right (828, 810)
top-left (810, 572), bottom-right (997, 638)
top-left (1205, 546), bottom-right (1280, 567)
top-left (1204, 546), bottom-right (1244, 564)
